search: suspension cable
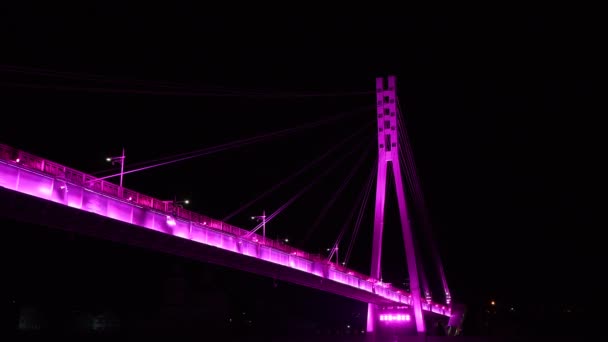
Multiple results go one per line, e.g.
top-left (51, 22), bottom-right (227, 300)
top-left (396, 109), bottom-right (426, 221)
top-left (93, 110), bottom-right (371, 177)
top-left (87, 106), bottom-right (374, 183)
top-left (325, 161), bottom-right (372, 263)
top-left (246, 139), bottom-right (368, 238)
top-left (343, 160), bottom-right (377, 267)
top-left (397, 145), bottom-right (431, 299)
top-left (396, 115), bottom-right (431, 293)
top-left (397, 98), bottom-right (451, 303)
top-left (302, 144), bottom-right (373, 245)
top-left (223, 121), bottom-right (373, 222)
top-left (0, 64), bottom-right (375, 98)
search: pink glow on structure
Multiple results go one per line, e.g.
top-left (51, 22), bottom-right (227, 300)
top-left (0, 157), bottom-right (453, 320)
top-left (189, 226), bottom-right (209, 245)
top-left (289, 256), bottom-right (312, 273)
top-left (379, 314), bottom-right (411, 322)
top-left (66, 187), bottom-right (83, 209)
top-left (173, 229), bottom-right (189, 239)
top-left (240, 240), bottom-right (259, 258)
top-left (107, 200), bottom-right (134, 224)
top-left (367, 305), bottom-right (376, 332)
top-left (82, 190), bottom-right (108, 216)
top-left (38, 186), bottom-right (52, 195)
top-left (368, 76), bottom-right (426, 334)
top-left (168, 217), bottom-right (192, 239)
top-left (167, 215), bottom-right (175, 227)
top-left (19, 172), bottom-right (53, 199)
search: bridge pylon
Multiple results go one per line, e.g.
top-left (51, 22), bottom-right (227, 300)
top-left (367, 75), bottom-right (426, 336)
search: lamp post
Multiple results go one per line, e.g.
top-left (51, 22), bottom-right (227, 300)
top-left (162, 196), bottom-right (189, 214)
top-left (326, 246), bottom-right (339, 266)
top-left (106, 148), bottom-right (126, 188)
top-left (251, 210), bottom-right (266, 240)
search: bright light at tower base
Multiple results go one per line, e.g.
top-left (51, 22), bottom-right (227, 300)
top-left (379, 314), bottom-right (411, 322)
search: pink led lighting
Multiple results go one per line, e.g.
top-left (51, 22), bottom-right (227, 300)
top-left (379, 314), bottom-right (411, 322)
top-left (166, 215), bottom-right (176, 226)
top-left (0, 145), bottom-right (454, 335)
top-left (38, 187), bottom-right (52, 195)
top-left (368, 76), bottom-right (426, 334)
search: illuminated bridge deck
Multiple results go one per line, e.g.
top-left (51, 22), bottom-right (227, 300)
top-left (0, 143), bottom-right (451, 317)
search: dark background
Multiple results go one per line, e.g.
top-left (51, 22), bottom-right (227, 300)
top-left (0, 4), bottom-right (600, 338)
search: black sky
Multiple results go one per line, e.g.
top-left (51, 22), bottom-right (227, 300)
top-left (0, 4), bottom-right (600, 336)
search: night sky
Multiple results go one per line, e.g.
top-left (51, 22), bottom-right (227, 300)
top-left (0, 4), bottom-right (599, 338)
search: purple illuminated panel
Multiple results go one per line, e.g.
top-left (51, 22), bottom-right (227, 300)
top-left (399, 295), bottom-right (412, 306)
top-left (272, 250), bottom-right (289, 266)
top-left (66, 186), bottom-right (84, 209)
top-left (239, 240), bottom-right (259, 258)
top-left (311, 262), bottom-right (326, 278)
top-left (131, 206), bottom-right (156, 230)
top-left (49, 182), bottom-right (68, 205)
top-left (107, 198), bottom-right (134, 223)
top-left (288, 255), bottom-right (312, 273)
top-left (429, 303), bottom-right (450, 316)
top-left (169, 218), bottom-right (190, 239)
top-left (148, 212), bottom-right (167, 233)
top-left (0, 162), bottom-right (18, 188)
top-left (166, 216), bottom-right (176, 226)
top-left (190, 225), bottom-right (212, 245)
top-left (82, 189), bottom-right (109, 216)
top-left (359, 279), bottom-right (373, 292)
top-left (17, 169), bottom-right (54, 199)
top-left (329, 269), bottom-right (360, 288)
top-left (38, 186), bottom-right (52, 196)
top-left (204, 229), bottom-right (223, 249)
top-left (220, 234), bottom-right (238, 253)
top-left (200, 229), bottom-right (238, 253)
top-left (328, 269), bottom-right (348, 284)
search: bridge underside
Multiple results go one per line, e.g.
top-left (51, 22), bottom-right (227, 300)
top-left (0, 186), bottom-right (405, 307)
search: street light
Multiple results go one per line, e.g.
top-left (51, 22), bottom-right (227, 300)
top-left (326, 246), bottom-right (339, 266)
top-left (106, 148), bottom-right (126, 188)
top-left (162, 196), bottom-right (189, 214)
top-left (162, 197), bottom-right (190, 206)
top-left (251, 210), bottom-right (266, 240)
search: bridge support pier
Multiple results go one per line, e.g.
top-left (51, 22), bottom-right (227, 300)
top-left (368, 75), bottom-right (426, 336)
top-left (366, 304), bottom-right (425, 340)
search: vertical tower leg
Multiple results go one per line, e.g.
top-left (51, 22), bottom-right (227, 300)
top-left (393, 156), bottom-right (426, 334)
top-left (368, 75), bottom-right (427, 336)
top-left (367, 154), bottom-right (388, 333)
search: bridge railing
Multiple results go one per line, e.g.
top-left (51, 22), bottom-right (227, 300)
top-left (1, 143), bottom-right (452, 311)
top-left (0, 143), bottom-right (331, 264)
